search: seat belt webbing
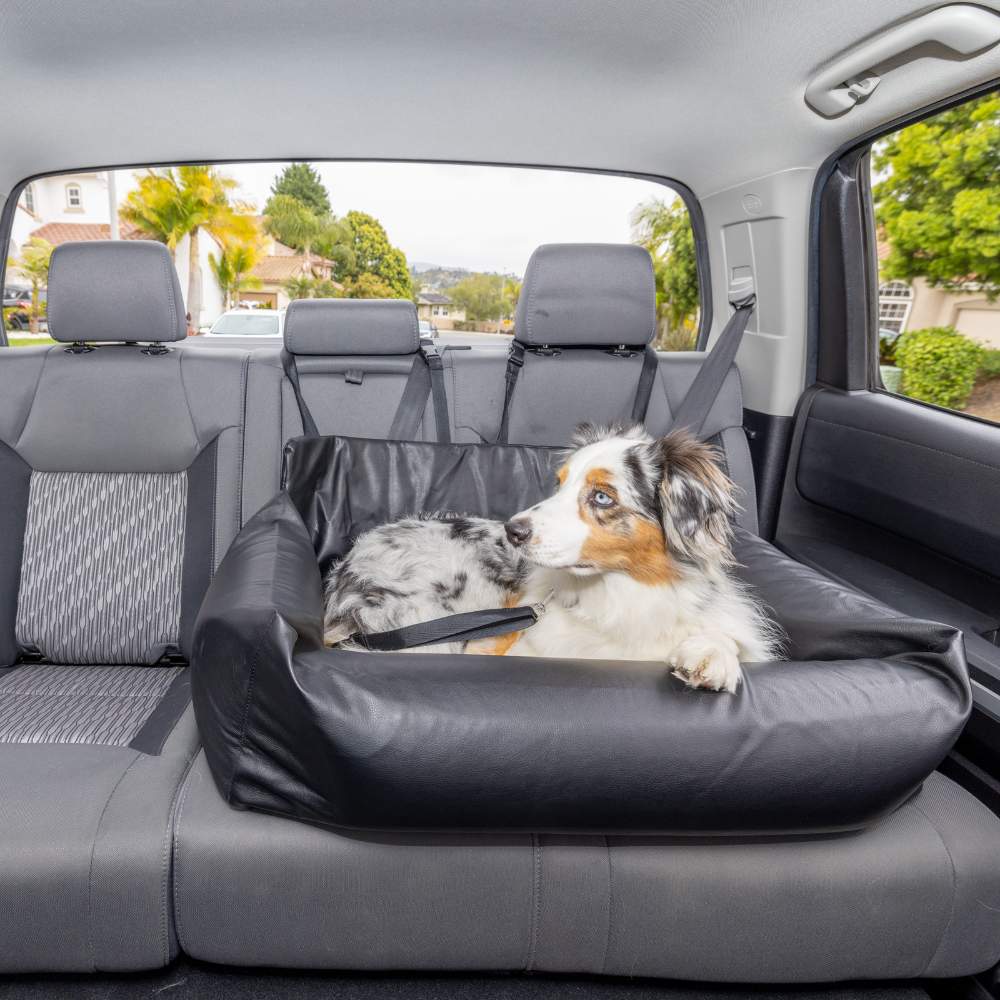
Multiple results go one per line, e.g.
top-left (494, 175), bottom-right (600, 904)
top-left (630, 346), bottom-right (659, 425)
top-left (668, 295), bottom-right (756, 439)
top-left (281, 349), bottom-right (320, 438)
top-left (387, 342), bottom-right (451, 443)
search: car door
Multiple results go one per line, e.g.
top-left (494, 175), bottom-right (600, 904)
top-left (775, 84), bottom-right (1000, 805)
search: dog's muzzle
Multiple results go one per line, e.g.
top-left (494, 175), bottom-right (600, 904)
top-left (504, 517), bottom-right (532, 546)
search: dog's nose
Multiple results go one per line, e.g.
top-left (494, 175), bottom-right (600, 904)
top-left (505, 517), bottom-right (533, 546)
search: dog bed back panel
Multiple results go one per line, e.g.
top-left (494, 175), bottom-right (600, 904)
top-left (283, 434), bottom-right (560, 573)
top-left (192, 435), bottom-right (972, 835)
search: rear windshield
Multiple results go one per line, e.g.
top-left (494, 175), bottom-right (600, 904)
top-left (211, 313), bottom-right (281, 336)
top-left (4, 162), bottom-right (701, 349)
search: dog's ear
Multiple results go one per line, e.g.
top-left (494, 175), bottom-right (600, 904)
top-left (647, 431), bottom-right (737, 570)
top-left (570, 421), bottom-right (650, 450)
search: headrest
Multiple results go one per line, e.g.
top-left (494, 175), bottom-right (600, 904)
top-left (284, 299), bottom-right (419, 356)
top-left (516, 243), bottom-right (657, 347)
top-left (47, 241), bottom-right (186, 343)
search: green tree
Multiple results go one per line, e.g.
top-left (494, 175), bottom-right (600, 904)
top-left (341, 272), bottom-right (397, 299)
top-left (449, 272), bottom-right (518, 325)
top-left (266, 163), bottom-right (331, 217)
top-left (8, 237), bottom-right (53, 334)
top-left (284, 275), bottom-right (315, 300)
top-left (208, 239), bottom-right (262, 309)
top-left (343, 211), bottom-right (412, 298)
top-left (121, 166), bottom-right (256, 326)
top-left (263, 194), bottom-right (355, 277)
top-left (631, 197), bottom-right (699, 349)
top-left (874, 94), bottom-right (1000, 297)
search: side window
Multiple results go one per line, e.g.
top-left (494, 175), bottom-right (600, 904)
top-left (872, 91), bottom-right (999, 422)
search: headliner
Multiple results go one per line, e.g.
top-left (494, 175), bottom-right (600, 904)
top-left (1, 0), bottom-right (998, 200)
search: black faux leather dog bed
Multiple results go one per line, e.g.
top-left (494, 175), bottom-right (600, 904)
top-left (191, 434), bottom-right (971, 835)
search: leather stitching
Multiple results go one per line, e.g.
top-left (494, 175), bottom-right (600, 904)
top-left (912, 797), bottom-right (960, 977)
top-left (159, 746), bottom-right (199, 965)
top-left (601, 835), bottom-right (614, 975)
top-left (86, 749), bottom-right (143, 971)
top-left (525, 834), bottom-right (543, 972)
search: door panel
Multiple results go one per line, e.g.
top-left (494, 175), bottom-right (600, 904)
top-left (777, 386), bottom-right (1000, 723)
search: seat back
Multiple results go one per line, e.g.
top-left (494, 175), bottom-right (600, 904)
top-left (0, 241), bottom-right (248, 666)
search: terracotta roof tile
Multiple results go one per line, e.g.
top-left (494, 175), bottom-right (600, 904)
top-left (28, 221), bottom-right (146, 244)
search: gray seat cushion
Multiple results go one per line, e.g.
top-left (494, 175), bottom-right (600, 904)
top-left (173, 760), bottom-right (1000, 980)
top-left (0, 704), bottom-right (198, 972)
top-left (0, 664), bottom-right (184, 746)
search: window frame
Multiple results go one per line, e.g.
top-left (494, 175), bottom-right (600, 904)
top-left (810, 77), bottom-right (1000, 429)
top-left (65, 182), bottom-right (83, 209)
top-left (0, 159), bottom-right (711, 349)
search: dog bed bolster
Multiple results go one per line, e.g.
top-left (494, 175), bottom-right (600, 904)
top-left (192, 435), bottom-right (971, 835)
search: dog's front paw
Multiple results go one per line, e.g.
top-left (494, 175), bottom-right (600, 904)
top-left (671, 636), bottom-right (742, 693)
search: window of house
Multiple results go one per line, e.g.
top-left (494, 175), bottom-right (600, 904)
top-left (871, 90), bottom-right (1000, 423)
top-left (22, 184), bottom-right (34, 215)
top-left (4, 161), bottom-right (702, 351)
top-left (877, 281), bottom-right (912, 336)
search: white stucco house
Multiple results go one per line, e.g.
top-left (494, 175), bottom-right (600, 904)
top-left (9, 172), bottom-right (226, 326)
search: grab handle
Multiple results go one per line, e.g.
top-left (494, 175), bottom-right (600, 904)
top-left (805, 4), bottom-right (1000, 117)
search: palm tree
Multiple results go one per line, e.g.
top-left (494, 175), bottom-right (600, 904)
top-left (9, 238), bottom-right (54, 334)
top-left (209, 239), bottom-right (262, 309)
top-left (121, 166), bottom-right (256, 326)
top-left (264, 195), bottom-right (355, 278)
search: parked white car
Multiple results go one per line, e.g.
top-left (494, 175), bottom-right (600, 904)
top-left (205, 309), bottom-right (284, 337)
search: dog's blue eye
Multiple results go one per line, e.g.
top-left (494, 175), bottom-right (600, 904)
top-left (593, 490), bottom-right (615, 507)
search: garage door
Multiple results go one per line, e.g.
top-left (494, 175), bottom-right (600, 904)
top-left (957, 307), bottom-right (1000, 348)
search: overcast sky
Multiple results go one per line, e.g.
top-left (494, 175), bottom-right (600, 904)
top-left (116, 162), bottom-right (677, 276)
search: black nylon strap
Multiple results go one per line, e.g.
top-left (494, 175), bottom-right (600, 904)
top-left (496, 340), bottom-right (527, 444)
top-left (669, 295), bottom-right (756, 439)
top-left (349, 604), bottom-right (539, 652)
top-left (630, 345), bottom-right (659, 424)
top-left (388, 354), bottom-right (431, 440)
top-left (281, 349), bottom-right (320, 438)
top-left (423, 343), bottom-right (452, 443)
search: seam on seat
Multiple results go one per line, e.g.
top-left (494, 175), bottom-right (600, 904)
top-left (601, 835), bottom-right (614, 975)
top-left (87, 748), bottom-right (143, 972)
top-left (235, 354), bottom-right (249, 532)
top-left (175, 350), bottom-right (205, 458)
top-left (525, 833), bottom-right (543, 971)
top-left (158, 247), bottom-right (178, 343)
top-left (160, 747), bottom-right (200, 966)
top-left (912, 798), bottom-right (961, 977)
top-left (809, 416), bottom-right (1000, 477)
top-left (13, 347), bottom-right (51, 448)
top-left (170, 755), bottom-right (198, 957)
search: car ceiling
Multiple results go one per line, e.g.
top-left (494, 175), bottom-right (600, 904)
top-left (1, 0), bottom-right (998, 200)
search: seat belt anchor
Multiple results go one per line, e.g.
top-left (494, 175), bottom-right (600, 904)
top-left (530, 589), bottom-right (557, 621)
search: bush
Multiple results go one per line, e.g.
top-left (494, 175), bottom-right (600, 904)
top-left (979, 348), bottom-right (1000, 381)
top-left (896, 326), bottom-right (984, 410)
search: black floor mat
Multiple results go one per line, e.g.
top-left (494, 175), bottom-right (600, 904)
top-left (1, 959), bottom-right (936, 1000)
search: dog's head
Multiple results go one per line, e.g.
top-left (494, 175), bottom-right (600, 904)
top-left (505, 424), bottom-right (737, 582)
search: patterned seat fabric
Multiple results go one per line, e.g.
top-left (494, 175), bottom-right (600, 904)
top-left (0, 664), bottom-right (184, 746)
top-left (16, 472), bottom-right (187, 665)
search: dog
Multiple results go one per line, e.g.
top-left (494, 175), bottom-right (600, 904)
top-left (323, 424), bottom-right (779, 692)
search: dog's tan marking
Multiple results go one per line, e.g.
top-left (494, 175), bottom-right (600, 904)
top-left (465, 592), bottom-right (524, 655)
top-left (578, 468), bottom-right (677, 585)
top-left (556, 464), bottom-right (568, 487)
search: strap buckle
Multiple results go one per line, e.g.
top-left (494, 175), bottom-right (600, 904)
top-left (530, 589), bottom-right (556, 622)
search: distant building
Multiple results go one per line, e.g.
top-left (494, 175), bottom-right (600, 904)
top-left (416, 291), bottom-right (465, 330)
top-left (877, 239), bottom-right (1000, 348)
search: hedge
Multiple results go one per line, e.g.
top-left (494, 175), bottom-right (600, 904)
top-left (896, 326), bottom-right (984, 410)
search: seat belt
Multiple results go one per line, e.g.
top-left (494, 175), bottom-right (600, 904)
top-left (668, 291), bottom-right (756, 439)
top-left (387, 341), bottom-right (451, 443)
top-left (348, 593), bottom-right (551, 652)
top-left (281, 349), bottom-right (320, 438)
top-left (497, 341), bottom-right (657, 444)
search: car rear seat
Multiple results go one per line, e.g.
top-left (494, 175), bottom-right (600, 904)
top-left (239, 297), bottom-right (442, 520)
top-left (172, 245), bottom-right (1000, 981)
top-left (442, 244), bottom-right (758, 531)
top-left (0, 241), bottom-right (249, 972)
